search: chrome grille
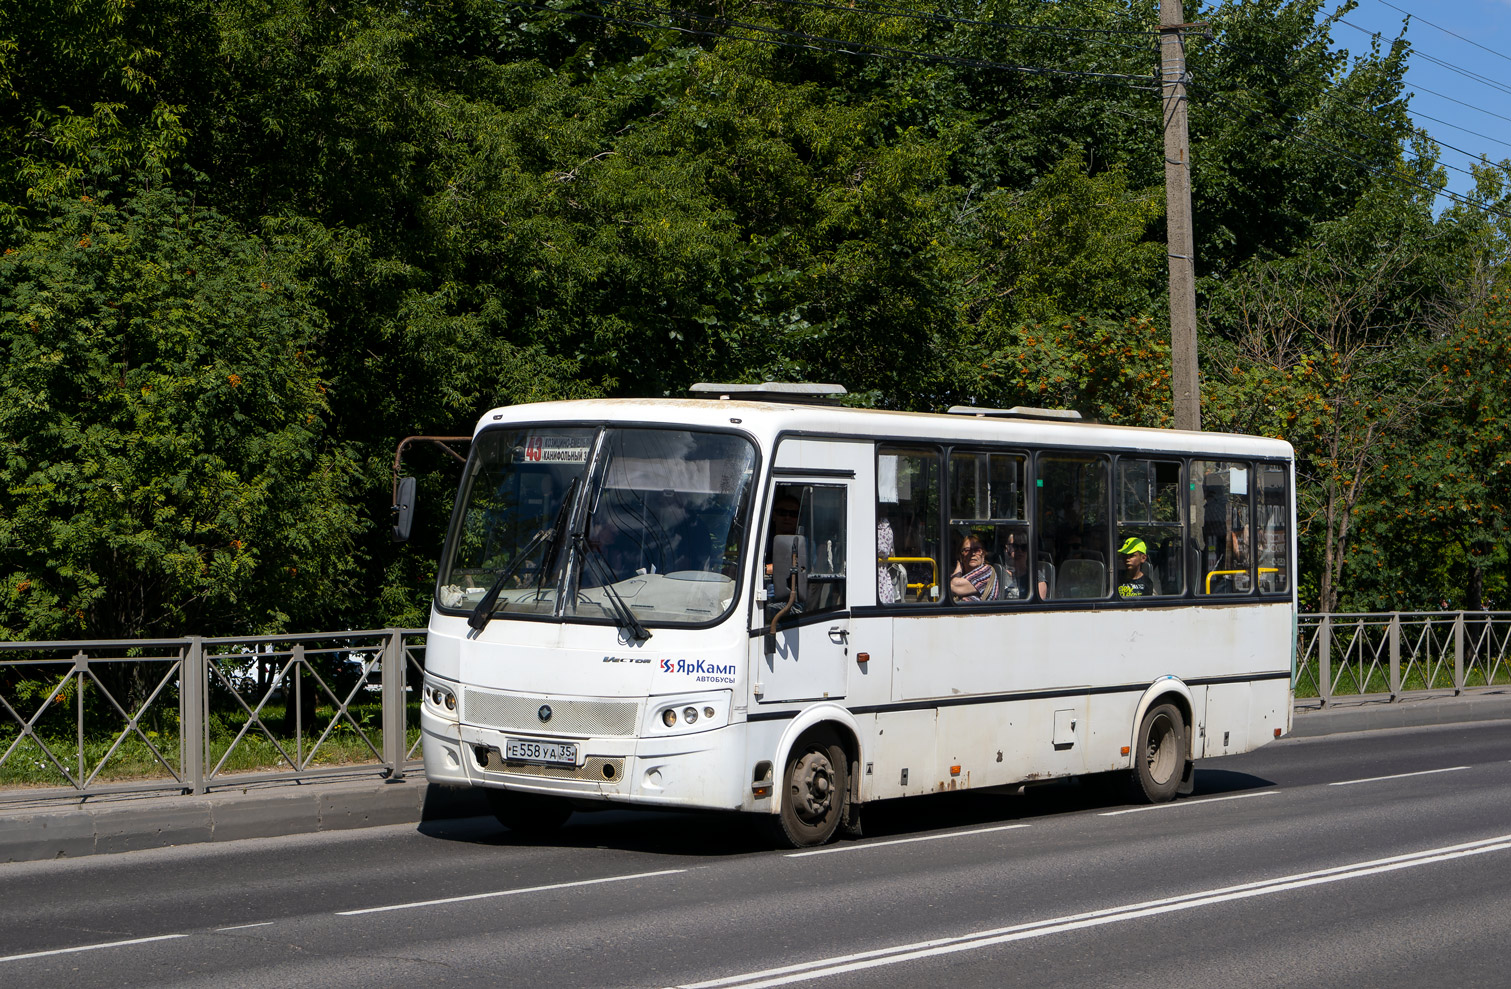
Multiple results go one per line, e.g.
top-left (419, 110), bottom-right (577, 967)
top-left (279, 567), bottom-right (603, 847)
top-left (462, 688), bottom-right (640, 737)
top-left (477, 748), bottom-right (626, 782)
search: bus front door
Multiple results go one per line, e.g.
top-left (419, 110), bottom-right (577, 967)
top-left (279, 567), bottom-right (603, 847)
top-left (753, 441), bottom-right (869, 706)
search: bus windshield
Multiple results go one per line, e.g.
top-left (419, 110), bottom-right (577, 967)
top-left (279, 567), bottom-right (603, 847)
top-left (437, 426), bottom-right (757, 626)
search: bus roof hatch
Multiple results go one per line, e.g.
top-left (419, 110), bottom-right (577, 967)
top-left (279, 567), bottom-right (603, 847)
top-left (689, 382), bottom-right (848, 404)
top-left (945, 406), bottom-right (1084, 421)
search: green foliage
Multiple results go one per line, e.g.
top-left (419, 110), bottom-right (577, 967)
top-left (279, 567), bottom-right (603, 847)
top-left (1354, 297), bottom-right (1511, 611)
top-left (0, 186), bottom-right (361, 638)
top-left (0, 0), bottom-right (1507, 632)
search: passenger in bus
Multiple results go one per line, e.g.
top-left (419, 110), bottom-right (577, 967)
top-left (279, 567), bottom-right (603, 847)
top-left (1117, 537), bottom-right (1155, 598)
top-left (585, 514), bottom-right (641, 584)
top-left (764, 493), bottom-right (801, 579)
top-left (1006, 540), bottom-right (1048, 600)
top-left (950, 537), bottom-right (998, 603)
top-left (877, 516), bottom-right (901, 604)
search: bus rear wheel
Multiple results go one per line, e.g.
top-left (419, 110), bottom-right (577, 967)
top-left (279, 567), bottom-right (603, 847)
top-left (486, 787), bottom-right (573, 836)
top-left (769, 729), bottom-right (848, 848)
top-left (1128, 702), bottom-right (1185, 804)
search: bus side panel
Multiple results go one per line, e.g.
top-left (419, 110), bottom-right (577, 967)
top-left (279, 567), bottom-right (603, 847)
top-left (1250, 676), bottom-right (1291, 746)
top-left (1085, 691), bottom-right (1142, 773)
top-left (863, 710), bottom-right (939, 801)
top-left (1201, 683), bottom-right (1251, 758)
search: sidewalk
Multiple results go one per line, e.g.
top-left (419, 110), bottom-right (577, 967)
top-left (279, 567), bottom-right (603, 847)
top-left (4, 690), bottom-right (1511, 864)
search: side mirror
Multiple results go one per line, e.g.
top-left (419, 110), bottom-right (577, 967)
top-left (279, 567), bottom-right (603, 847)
top-left (772, 534), bottom-right (809, 603)
top-left (392, 476), bottom-right (417, 543)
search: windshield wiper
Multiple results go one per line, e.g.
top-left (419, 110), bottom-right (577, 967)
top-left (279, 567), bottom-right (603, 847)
top-left (578, 536), bottom-right (652, 643)
top-left (468, 476), bottom-right (579, 632)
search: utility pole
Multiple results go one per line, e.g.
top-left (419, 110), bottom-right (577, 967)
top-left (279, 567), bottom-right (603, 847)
top-left (1161, 0), bottom-right (1201, 431)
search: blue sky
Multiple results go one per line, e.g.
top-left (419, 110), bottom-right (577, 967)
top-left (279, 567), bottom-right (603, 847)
top-left (1325, 0), bottom-right (1511, 206)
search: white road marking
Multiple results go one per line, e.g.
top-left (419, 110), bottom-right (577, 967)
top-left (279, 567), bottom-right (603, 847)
top-left (786, 824), bottom-right (1031, 857)
top-left (1329, 765), bottom-right (1470, 787)
top-left (215, 922), bottom-right (275, 931)
top-left (670, 832), bottom-right (1511, 989)
top-left (0, 934), bottom-right (189, 965)
top-left (335, 868), bottom-right (686, 916)
top-left (1099, 790), bottom-right (1279, 816)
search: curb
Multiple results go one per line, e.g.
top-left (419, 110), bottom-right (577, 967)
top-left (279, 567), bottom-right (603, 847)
top-left (4, 691), bottom-right (1510, 864)
top-left (0, 777), bottom-right (488, 864)
top-left (1288, 688), bottom-right (1511, 738)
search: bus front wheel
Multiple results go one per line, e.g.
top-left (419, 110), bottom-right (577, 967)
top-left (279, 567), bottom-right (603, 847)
top-left (1128, 703), bottom-right (1186, 804)
top-left (486, 787), bottom-right (573, 836)
top-left (770, 729), bottom-right (849, 848)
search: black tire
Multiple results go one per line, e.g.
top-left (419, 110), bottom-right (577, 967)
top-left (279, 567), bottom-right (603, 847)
top-left (485, 787), bottom-right (573, 836)
top-left (768, 728), bottom-right (849, 848)
top-left (1128, 702), bottom-right (1186, 804)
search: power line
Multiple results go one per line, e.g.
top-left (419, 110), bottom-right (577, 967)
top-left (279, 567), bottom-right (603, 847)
top-left (501, 0), bottom-right (1160, 88)
top-left (1395, 76), bottom-right (1511, 129)
top-left (766, 0), bottom-right (1159, 37)
top-left (1200, 35), bottom-right (1510, 186)
top-left (1372, 0), bottom-right (1511, 67)
top-left (1398, 104), bottom-right (1511, 155)
top-left (1203, 89), bottom-right (1510, 222)
top-left (762, 0), bottom-right (1160, 59)
top-left (1409, 47), bottom-right (1511, 98)
top-left (1336, 18), bottom-right (1511, 99)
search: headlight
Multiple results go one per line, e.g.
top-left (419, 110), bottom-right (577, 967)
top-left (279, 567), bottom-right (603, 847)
top-left (423, 678), bottom-right (459, 722)
top-left (648, 691), bottom-right (732, 735)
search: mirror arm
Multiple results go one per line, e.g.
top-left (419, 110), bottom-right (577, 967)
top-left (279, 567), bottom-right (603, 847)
top-left (391, 435), bottom-right (471, 507)
top-left (764, 547), bottom-right (800, 656)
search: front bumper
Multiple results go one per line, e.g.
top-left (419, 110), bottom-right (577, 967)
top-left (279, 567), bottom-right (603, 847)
top-left (420, 704), bottom-right (751, 810)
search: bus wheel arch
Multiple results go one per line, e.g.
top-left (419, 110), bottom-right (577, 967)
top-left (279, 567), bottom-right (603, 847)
top-left (769, 709), bottom-right (861, 848)
top-left (1127, 680), bottom-right (1195, 804)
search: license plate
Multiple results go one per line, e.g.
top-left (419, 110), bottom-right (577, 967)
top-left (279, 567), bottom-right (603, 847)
top-left (504, 737), bottom-right (579, 766)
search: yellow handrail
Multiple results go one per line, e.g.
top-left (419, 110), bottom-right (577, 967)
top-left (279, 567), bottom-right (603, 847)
top-left (1205, 567), bottom-right (1280, 594)
top-left (884, 556), bottom-right (938, 597)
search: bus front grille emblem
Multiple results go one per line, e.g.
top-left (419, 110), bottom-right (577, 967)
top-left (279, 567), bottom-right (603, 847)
top-left (538, 705), bottom-right (553, 723)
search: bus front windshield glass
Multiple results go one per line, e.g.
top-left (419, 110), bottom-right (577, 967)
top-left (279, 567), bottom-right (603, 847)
top-left (437, 426), bottom-right (756, 626)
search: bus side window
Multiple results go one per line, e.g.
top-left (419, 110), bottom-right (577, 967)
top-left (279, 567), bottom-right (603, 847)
top-left (1038, 455), bottom-right (1111, 599)
top-left (1255, 464), bottom-right (1290, 593)
top-left (1192, 461), bottom-right (1253, 595)
top-left (948, 450), bottom-right (1030, 602)
top-left (1116, 458), bottom-right (1184, 598)
top-left (765, 483), bottom-right (847, 621)
top-left (878, 446), bottom-right (942, 604)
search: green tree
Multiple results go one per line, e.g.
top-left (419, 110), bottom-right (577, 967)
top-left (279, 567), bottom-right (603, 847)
top-left (0, 186), bottom-right (361, 639)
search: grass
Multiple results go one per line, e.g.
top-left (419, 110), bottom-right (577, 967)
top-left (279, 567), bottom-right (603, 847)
top-left (0, 701), bottom-right (422, 789)
top-left (1294, 654), bottom-right (1511, 699)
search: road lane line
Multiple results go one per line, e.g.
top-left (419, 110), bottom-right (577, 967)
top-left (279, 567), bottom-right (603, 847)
top-left (786, 824), bottom-right (1031, 857)
top-left (1329, 765), bottom-right (1470, 787)
top-left (1098, 790), bottom-right (1279, 816)
top-left (336, 868), bottom-right (686, 916)
top-left (215, 922), bottom-right (275, 931)
top-left (0, 934), bottom-right (189, 965)
top-left (670, 832), bottom-right (1511, 989)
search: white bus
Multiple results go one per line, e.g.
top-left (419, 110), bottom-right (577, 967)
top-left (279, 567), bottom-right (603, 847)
top-left (418, 384), bottom-right (1295, 846)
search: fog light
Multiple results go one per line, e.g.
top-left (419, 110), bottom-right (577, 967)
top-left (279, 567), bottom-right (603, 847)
top-left (704, 706), bottom-right (715, 719)
top-left (662, 708), bottom-right (677, 727)
top-left (683, 706), bottom-right (698, 724)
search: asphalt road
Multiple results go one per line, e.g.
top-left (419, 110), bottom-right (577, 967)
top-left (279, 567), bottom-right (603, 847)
top-left (3, 719), bottom-right (1510, 988)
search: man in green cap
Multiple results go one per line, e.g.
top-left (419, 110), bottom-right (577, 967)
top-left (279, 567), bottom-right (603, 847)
top-left (1117, 536), bottom-right (1154, 598)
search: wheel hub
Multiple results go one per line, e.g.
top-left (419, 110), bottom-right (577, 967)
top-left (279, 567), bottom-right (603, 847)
top-left (791, 750), bottom-right (835, 821)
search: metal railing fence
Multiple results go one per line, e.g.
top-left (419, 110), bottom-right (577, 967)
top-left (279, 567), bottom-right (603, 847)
top-left (3, 612), bottom-right (1507, 800)
top-left (1297, 611), bottom-right (1511, 706)
top-left (0, 629), bottom-right (424, 804)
